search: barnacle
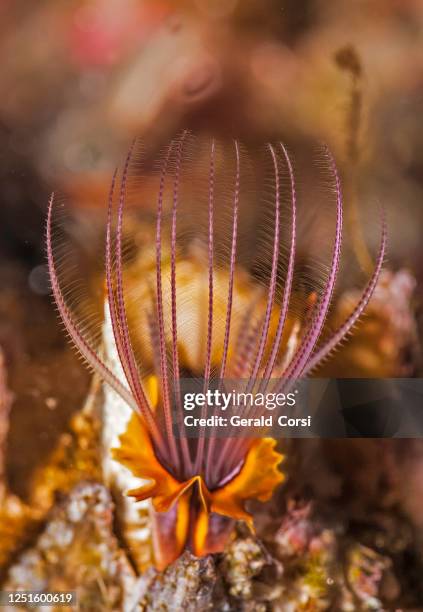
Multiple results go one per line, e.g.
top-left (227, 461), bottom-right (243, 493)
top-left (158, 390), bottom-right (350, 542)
top-left (46, 133), bottom-right (386, 568)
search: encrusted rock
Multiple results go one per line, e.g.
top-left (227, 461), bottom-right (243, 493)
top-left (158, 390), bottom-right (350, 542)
top-left (3, 482), bottom-right (135, 611)
top-left (220, 535), bottom-right (279, 602)
top-left (345, 544), bottom-right (391, 610)
top-left (269, 501), bottom-right (393, 611)
top-left (136, 551), bottom-right (218, 611)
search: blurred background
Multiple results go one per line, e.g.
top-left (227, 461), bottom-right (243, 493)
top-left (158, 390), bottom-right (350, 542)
top-left (0, 0), bottom-right (422, 498)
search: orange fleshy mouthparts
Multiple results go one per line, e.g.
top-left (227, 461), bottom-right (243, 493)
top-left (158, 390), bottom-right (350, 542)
top-left (113, 412), bottom-right (284, 568)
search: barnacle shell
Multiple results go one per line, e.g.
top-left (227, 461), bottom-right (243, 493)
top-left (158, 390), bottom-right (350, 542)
top-left (123, 243), bottom-right (298, 374)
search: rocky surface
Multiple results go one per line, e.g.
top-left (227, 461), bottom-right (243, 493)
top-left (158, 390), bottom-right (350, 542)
top-left (3, 482), bottom-right (136, 611)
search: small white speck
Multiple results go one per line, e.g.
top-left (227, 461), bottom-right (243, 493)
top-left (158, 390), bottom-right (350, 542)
top-left (46, 397), bottom-right (58, 410)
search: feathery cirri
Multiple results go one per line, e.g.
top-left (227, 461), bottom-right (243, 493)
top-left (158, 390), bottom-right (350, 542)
top-left (47, 133), bottom-right (386, 568)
